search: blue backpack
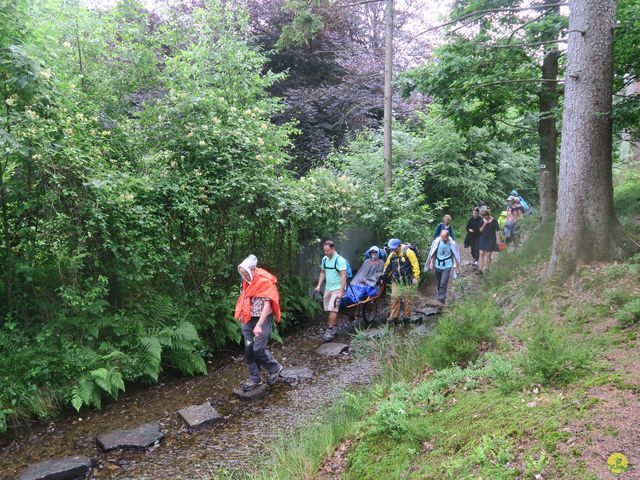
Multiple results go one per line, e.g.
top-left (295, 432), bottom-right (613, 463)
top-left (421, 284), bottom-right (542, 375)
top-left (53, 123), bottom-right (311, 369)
top-left (322, 254), bottom-right (353, 280)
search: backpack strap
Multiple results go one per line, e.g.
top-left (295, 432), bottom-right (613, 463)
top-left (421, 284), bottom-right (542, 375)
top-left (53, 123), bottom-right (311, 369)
top-left (323, 254), bottom-right (342, 272)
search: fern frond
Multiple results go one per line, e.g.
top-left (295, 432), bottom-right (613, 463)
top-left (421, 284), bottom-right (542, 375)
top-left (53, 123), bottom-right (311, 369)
top-left (171, 322), bottom-right (200, 342)
top-left (146, 293), bottom-right (176, 328)
top-left (139, 336), bottom-right (162, 381)
top-left (108, 369), bottom-right (125, 396)
top-left (70, 377), bottom-right (95, 412)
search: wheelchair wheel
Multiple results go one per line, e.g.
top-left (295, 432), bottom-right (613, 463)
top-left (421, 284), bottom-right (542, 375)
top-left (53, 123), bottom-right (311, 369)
top-left (362, 301), bottom-right (379, 324)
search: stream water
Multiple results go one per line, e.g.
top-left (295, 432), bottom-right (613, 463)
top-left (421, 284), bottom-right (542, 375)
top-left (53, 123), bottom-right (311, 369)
top-left (2, 252), bottom-right (478, 480)
top-left (1, 314), bottom-right (388, 480)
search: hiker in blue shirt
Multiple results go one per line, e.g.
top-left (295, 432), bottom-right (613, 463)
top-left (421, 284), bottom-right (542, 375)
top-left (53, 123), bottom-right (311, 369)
top-left (433, 214), bottom-right (455, 240)
top-left (427, 230), bottom-right (461, 305)
top-left (314, 240), bottom-right (347, 341)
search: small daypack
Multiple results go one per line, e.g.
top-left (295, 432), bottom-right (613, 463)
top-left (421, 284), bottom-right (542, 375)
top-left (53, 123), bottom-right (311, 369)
top-left (322, 254), bottom-right (353, 280)
top-left (402, 243), bottom-right (422, 264)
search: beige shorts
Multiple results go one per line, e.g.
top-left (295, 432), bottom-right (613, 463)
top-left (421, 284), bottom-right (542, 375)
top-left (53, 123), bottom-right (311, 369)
top-left (323, 289), bottom-right (341, 312)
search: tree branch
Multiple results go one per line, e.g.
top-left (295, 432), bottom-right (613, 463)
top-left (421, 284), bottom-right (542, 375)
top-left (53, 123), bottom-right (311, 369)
top-left (458, 78), bottom-right (565, 90)
top-left (484, 39), bottom-right (567, 48)
top-left (412, 2), bottom-right (568, 37)
top-left (506, 12), bottom-right (546, 43)
top-left (337, 0), bottom-right (383, 7)
top-left (498, 119), bottom-right (538, 131)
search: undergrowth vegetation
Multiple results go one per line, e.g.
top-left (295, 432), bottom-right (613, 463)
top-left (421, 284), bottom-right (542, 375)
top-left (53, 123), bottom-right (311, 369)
top-left (217, 172), bottom-right (640, 480)
top-left (0, 0), bottom-right (541, 431)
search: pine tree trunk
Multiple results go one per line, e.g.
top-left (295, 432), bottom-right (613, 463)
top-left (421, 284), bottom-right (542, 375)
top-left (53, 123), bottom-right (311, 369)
top-left (537, 47), bottom-right (559, 219)
top-left (548, 0), bottom-right (635, 278)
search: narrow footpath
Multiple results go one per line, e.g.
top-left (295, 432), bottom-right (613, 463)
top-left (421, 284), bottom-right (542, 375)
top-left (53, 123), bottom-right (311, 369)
top-left (2, 249), bottom-right (480, 480)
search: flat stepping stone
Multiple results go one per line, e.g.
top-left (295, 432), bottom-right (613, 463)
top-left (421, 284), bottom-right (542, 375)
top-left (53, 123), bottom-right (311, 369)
top-left (361, 328), bottom-right (385, 339)
top-left (18, 455), bottom-right (91, 480)
top-left (233, 383), bottom-right (269, 400)
top-left (177, 401), bottom-right (222, 429)
top-left (96, 422), bottom-right (164, 452)
top-left (281, 366), bottom-right (314, 383)
top-left (415, 306), bottom-right (440, 317)
top-left (317, 342), bottom-right (349, 356)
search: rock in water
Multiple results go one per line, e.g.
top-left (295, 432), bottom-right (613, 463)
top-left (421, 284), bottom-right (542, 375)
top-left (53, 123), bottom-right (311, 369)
top-left (18, 455), bottom-right (91, 480)
top-left (280, 366), bottom-right (314, 383)
top-left (414, 306), bottom-right (440, 318)
top-left (316, 342), bottom-right (349, 356)
top-left (361, 328), bottom-right (385, 339)
top-left (96, 422), bottom-right (164, 452)
top-left (233, 384), bottom-right (269, 400)
top-left (177, 402), bottom-right (222, 429)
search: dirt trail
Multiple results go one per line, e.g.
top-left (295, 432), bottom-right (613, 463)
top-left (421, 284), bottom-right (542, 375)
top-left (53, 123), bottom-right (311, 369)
top-left (1, 243), bottom-right (481, 480)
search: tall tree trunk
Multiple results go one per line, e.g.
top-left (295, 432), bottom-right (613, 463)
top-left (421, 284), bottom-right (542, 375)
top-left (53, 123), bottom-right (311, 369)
top-left (537, 0), bottom-right (561, 219)
top-left (383, 0), bottom-right (393, 196)
top-left (548, 0), bottom-right (635, 278)
top-left (538, 48), bottom-right (559, 219)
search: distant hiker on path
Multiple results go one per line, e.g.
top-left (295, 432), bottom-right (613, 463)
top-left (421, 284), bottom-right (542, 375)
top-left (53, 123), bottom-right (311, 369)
top-left (427, 230), bottom-right (461, 305)
top-left (464, 207), bottom-right (483, 270)
top-left (434, 214), bottom-right (455, 240)
top-left (234, 254), bottom-right (283, 391)
top-left (381, 238), bottom-right (421, 326)
top-left (477, 209), bottom-right (500, 275)
top-left (315, 240), bottom-right (347, 341)
top-left (510, 189), bottom-right (530, 214)
top-left (504, 196), bottom-right (525, 244)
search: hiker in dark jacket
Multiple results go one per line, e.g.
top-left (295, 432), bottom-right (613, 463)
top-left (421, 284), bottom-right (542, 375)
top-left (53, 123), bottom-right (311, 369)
top-left (433, 214), bottom-right (455, 240)
top-left (464, 207), bottom-right (483, 270)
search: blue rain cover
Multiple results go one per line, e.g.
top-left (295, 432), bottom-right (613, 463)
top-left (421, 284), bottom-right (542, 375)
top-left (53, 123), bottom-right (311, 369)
top-left (340, 284), bottom-right (379, 307)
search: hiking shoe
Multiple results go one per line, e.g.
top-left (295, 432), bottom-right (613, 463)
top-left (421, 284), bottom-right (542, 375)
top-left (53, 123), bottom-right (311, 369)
top-left (322, 326), bottom-right (337, 342)
top-left (267, 365), bottom-right (283, 386)
top-left (242, 379), bottom-right (263, 392)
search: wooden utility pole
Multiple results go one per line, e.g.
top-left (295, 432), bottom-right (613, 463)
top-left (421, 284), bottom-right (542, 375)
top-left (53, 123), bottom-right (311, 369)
top-left (383, 0), bottom-right (393, 196)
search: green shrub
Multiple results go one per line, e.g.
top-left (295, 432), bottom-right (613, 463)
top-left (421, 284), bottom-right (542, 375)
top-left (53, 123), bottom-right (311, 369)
top-left (486, 216), bottom-right (554, 288)
top-left (470, 434), bottom-right (515, 471)
top-left (424, 298), bottom-right (501, 369)
top-left (520, 318), bottom-right (590, 384)
top-left (613, 170), bottom-right (640, 234)
top-left (603, 288), bottom-right (635, 308)
top-left (616, 298), bottom-right (640, 327)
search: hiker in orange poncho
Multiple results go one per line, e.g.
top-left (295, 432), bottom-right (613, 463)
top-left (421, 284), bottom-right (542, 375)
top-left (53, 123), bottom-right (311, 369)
top-left (234, 254), bottom-right (283, 391)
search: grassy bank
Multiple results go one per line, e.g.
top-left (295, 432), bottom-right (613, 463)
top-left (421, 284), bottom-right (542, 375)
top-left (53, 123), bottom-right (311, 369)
top-left (214, 174), bottom-right (640, 480)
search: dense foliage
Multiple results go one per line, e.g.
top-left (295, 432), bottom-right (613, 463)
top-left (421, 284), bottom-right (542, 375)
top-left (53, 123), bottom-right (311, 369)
top-left (0, 0), bottom-right (356, 429)
top-left (327, 109), bottom-right (538, 247)
top-left (0, 0), bottom-right (544, 431)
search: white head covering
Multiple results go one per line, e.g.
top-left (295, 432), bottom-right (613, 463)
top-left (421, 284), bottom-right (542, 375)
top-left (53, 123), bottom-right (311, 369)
top-left (368, 246), bottom-right (380, 255)
top-left (238, 254), bottom-right (258, 282)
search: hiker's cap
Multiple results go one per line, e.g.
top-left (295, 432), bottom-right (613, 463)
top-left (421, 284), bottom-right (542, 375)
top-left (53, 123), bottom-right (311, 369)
top-left (387, 238), bottom-right (402, 249)
top-left (368, 245), bottom-right (380, 254)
